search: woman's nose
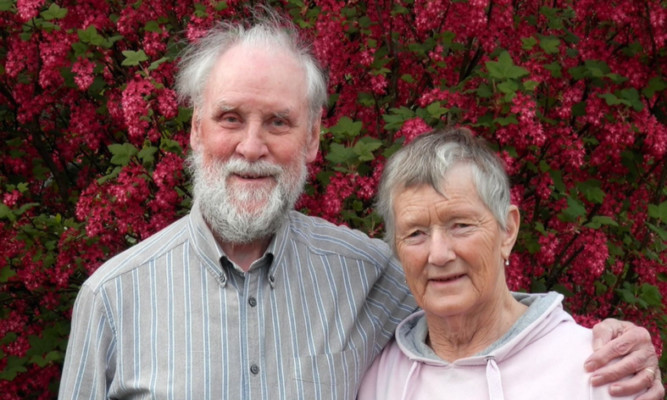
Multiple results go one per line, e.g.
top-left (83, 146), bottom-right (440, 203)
top-left (427, 230), bottom-right (455, 266)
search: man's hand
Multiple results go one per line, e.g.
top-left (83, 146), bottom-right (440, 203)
top-left (585, 318), bottom-right (664, 400)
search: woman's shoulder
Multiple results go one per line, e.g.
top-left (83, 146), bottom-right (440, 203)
top-left (358, 339), bottom-right (411, 400)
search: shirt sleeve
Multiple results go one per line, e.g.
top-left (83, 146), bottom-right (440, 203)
top-left (59, 283), bottom-right (116, 400)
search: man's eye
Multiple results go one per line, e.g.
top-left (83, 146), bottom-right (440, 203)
top-left (222, 114), bottom-right (240, 123)
top-left (269, 117), bottom-right (290, 130)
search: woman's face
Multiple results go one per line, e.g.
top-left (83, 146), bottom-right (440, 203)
top-left (393, 165), bottom-right (519, 320)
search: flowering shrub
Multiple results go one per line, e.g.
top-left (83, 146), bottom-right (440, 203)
top-left (0, 0), bottom-right (665, 397)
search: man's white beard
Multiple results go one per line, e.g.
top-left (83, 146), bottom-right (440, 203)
top-left (188, 151), bottom-right (307, 244)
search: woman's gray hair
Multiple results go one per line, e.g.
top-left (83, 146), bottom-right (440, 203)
top-left (175, 7), bottom-right (328, 129)
top-left (376, 127), bottom-right (511, 252)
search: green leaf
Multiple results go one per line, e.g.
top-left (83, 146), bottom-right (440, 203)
top-left (495, 115), bottom-right (518, 126)
top-left (648, 201), bottom-right (667, 223)
top-left (643, 76), bottom-right (667, 98)
top-left (160, 138), bottom-right (183, 154)
top-left (78, 26), bottom-right (105, 47)
top-left (425, 102), bottom-right (448, 119)
top-left (0, 204), bottom-right (15, 222)
top-left (599, 93), bottom-right (623, 106)
top-left (539, 36), bottom-right (560, 54)
top-left (0, 0), bottom-right (13, 12)
top-left (605, 73), bottom-right (627, 84)
top-left (521, 37), bottom-right (538, 50)
top-left (639, 284), bottom-right (662, 308)
top-left (485, 51), bottom-right (529, 80)
top-left (578, 180), bottom-right (605, 204)
top-left (325, 143), bottom-right (356, 164)
top-left (138, 145), bottom-right (158, 166)
top-left (0, 265), bottom-right (16, 282)
top-left (646, 222), bottom-right (667, 242)
top-left (476, 83), bottom-right (494, 98)
top-left (145, 21), bottom-right (161, 33)
top-left (353, 137), bottom-right (383, 162)
top-left (498, 80), bottom-right (518, 94)
top-left (544, 62), bottom-right (562, 78)
top-left (383, 108), bottom-right (415, 131)
top-left (618, 88), bottom-right (643, 111)
top-left (41, 3), bottom-right (68, 20)
top-left (560, 196), bottom-right (587, 221)
top-left (585, 215), bottom-right (618, 229)
top-left (549, 169), bottom-right (565, 193)
top-left (329, 116), bottom-right (363, 140)
top-left (121, 50), bottom-right (149, 66)
top-left (523, 80), bottom-right (540, 91)
top-left (571, 101), bottom-right (586, 117)
top-left (108, 143), bottom-right (138, 166)
top-left (0, 355), bottom-right (27, 380)
top-left (149, 57), bottom-right (169, 71)
top-left (585, 60), bottom-right (611, 78)
top-left (568, 65), bottom-right (588, 80)
top-left (98, 166), bottom-right (122, 185)
top-left (617, 283), bottom-right (638, 305)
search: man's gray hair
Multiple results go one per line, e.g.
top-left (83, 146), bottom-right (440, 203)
top-left (376, 127), bottom-right (512, 252)
top-left (175, 7), bottom-right (328, 129)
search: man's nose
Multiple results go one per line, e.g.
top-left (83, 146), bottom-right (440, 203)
top-left (236, 121), bottom-right (268, 161)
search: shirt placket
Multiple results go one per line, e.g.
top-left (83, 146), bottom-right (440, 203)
top-left (243, 266), bottom-right (264, 397)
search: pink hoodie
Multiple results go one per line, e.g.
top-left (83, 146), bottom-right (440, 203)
top-left (358, 292), bottom-right (634, 400)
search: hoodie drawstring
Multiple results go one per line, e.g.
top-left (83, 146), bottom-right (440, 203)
top-left (485, 357), bottom-right (505, 400)
top-left (400, 361), bottom-right (421, 400)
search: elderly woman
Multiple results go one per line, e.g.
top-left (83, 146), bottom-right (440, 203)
top-left (358, 127), bottom-right (635, 400)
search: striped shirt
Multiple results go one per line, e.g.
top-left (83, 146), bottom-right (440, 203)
top-left (58, 203), bottom-right (417, 399)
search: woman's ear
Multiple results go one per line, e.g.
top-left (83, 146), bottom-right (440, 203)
top-left (501, 205), bottom-right (521, 260)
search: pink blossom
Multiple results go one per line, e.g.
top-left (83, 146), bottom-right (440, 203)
top-left (396, 117), bottom-right (431, 144)
top-left (72, 58), bottom-right (96, 91)
top-left (16, 0), bottom-right (45, 21)
top-left (121, 77), bottom-right (154, 145)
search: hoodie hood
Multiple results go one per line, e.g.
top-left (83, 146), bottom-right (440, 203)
top-left (393, 292), bottom-right (571, 400)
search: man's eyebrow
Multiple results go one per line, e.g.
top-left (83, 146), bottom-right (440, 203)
top-left (213, 100), bottom-right (234, 112)
top-left (273, 109), bottom-right (292, 119)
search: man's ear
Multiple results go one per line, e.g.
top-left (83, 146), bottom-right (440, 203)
top-left (305, 119), bottom-right (321, 163)
top-left (501, 205), bottom-right (521, 260)
top-left (190, 110), bottom-right (201, 152)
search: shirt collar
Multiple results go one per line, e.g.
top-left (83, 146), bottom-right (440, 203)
top-left (188, 201), bottom-right (290, 288)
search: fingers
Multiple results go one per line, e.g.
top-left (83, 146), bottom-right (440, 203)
top-left (601, 367), bottom-right (659, 397)
top-left (591, 318), bottom-right (626, 352)
top-left (586, 322), bottom-right (651, 372)
top-left (632, 369), bottom-right (664, 400)
top-left (589, 346), bottom-right (655, 386)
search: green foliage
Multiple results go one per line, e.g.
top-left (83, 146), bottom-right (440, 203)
top-left (0, 0), bottom-right (665, 396)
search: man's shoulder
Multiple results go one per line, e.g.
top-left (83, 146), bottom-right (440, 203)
top-left (83, 214), bottom-right (191, 291)
top-left (287, 210), bottom-right (392, 259)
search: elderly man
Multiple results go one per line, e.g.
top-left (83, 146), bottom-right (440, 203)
top-left (59, 9), bottom-right (663, 400)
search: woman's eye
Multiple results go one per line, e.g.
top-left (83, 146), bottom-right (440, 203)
top-left (403, 230), bottom-right (425, 243)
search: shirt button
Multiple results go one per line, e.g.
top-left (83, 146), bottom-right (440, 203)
top-left (248, 297), bottom-right (257, 307)
top-left (250, 364), bottom-right (259, 375)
